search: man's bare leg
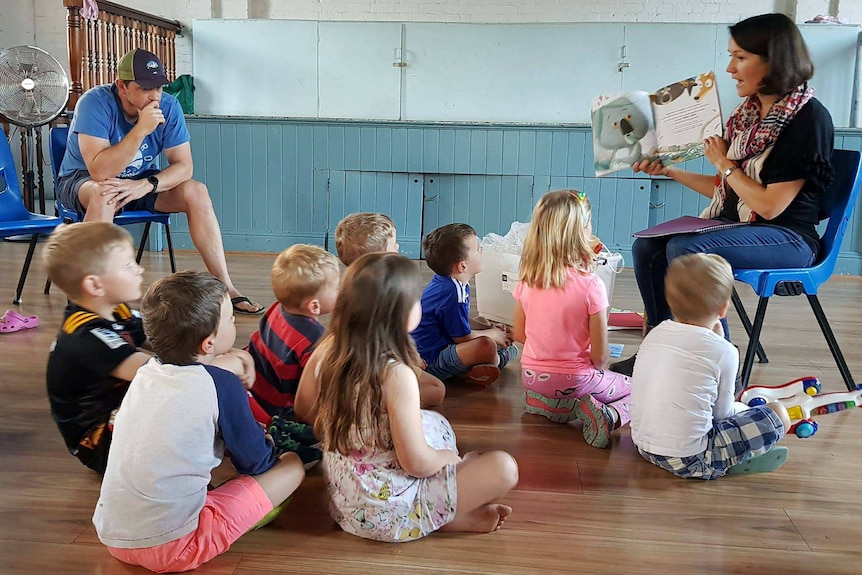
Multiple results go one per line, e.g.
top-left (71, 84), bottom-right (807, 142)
top-left (152, 180), bottom-right (262, 312)
top-left (81, 179), bottom-right (260, 311)
top-left (78, 180), bottom-right (119, 223)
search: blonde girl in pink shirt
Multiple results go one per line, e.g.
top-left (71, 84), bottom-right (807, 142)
top-left (512, 190), bottom-right (632, 448)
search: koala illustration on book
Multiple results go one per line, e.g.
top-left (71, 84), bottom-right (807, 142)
top-left (592, 96), bottom-right (651, 173)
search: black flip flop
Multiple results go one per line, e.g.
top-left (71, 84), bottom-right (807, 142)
top-left (231, 296), bottom-right (265, 315)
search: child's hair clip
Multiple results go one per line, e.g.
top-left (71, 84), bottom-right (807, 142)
top-left (570, 190), bottom-right (586, 201)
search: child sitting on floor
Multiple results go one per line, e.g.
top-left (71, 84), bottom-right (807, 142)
top-left (294, 214), bottom-right (445, 426)
top-left (44, 222), bottom-right (151, 473)
top-left (411, 223), bottom-right (517, 386)
top-left (325, 212), bottom-right (445, 406)
top-left (334, 211), bottom-right (400, 267)
top-left (94, 271), bottom-right (305, 572)
top-left (309, 252), bottom-right (518, 541)
top-left (246, 244), bottom-right (341, 467)
top-left (512, 190), bottom-right (632, 448)
top-left (630, 253), bottom-right (792, 479)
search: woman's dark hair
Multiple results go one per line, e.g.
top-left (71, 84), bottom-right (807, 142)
top-left (729, 13), bottom-right (814, 96)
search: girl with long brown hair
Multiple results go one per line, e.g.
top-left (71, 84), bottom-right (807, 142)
top-left (307, 252), bottom-right (518, 541)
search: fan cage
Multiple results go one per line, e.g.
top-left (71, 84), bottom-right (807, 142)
top-left (0, 45), bottom-right (70, 128)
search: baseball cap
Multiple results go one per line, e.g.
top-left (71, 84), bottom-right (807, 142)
top-left (117, 48), bottom-right (168, 90)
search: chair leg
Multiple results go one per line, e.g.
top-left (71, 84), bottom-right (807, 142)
top-left (739, 295), bottom-right (770, 391)
top-left (807, 295), bottom-right (857, 391)
top-left (731, 288), bottom-right (768, 364)
top-left (136, 222), bottom-right (152, 264)
top-left (13, 234), bottom-right (39, 305)
top-left (164, 223), bottom-right (176, 273)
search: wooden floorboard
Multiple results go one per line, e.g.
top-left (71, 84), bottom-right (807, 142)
top-left (1, 240), bottom-right (861, 574)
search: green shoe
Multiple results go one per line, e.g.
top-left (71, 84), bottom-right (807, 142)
top-left (726, 446), bottom-right (789, 475)
top-left (249, 496), bottom-right (292, 531)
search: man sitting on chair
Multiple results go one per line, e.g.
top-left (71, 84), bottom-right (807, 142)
top-left (57, 48), bottom-right (263, 315)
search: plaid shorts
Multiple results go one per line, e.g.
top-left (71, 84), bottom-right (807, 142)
top-left (638, 406), bottom-right (786, 480)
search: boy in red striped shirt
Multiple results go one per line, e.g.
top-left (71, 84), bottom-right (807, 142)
top-left (246, 244), bottom-right (340, 467)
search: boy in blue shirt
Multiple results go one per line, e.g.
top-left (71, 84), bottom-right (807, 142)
top-left (412, 223), bottom-right (517, 386)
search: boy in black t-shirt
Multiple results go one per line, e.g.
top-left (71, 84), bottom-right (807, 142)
top-left (44, 223), bottom-right (151, 473)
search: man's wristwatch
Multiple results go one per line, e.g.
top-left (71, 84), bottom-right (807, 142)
top-left (147, 175), bottom-right (159, 194)
top-left (723, 165), bottom-right (738, 179)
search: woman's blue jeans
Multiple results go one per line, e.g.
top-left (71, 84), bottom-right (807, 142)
top-left (632, 223), bottom-right (816, 337)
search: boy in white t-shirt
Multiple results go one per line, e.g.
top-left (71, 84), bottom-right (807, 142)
top-left (630, 253), bottom-right (792, 479)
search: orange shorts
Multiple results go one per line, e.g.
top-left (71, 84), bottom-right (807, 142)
top-left (107, 475), bottom-right (272, 573)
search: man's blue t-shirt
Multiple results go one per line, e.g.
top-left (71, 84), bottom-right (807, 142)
top-left (60, 84), bottom-right (190, 178)
top-left (411, 274), bottom-right (472, 364)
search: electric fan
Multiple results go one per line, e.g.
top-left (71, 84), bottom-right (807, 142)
top-left (0, 45), bottom-right (70, 214)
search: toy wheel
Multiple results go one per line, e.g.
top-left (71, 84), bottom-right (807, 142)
top-left (795, 420), bottom-right (817, 438)
top-left (803, 378), bottom-right (822, 396)
top-left (748, 397), bottom-right (767, 407)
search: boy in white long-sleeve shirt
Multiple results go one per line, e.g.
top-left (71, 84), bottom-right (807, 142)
top-left (630, 253), bottom-right (792, 480)
top-left (93, 271), bottom-right (305, 572)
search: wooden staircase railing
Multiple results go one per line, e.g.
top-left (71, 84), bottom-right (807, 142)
top-left (64, 0), bottom-right (182, 110)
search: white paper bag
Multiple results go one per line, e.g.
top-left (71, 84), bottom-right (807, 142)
top-left (594, 251), bottom-right (624, 306)
top-left (475, 251), bottom-right (522, 325)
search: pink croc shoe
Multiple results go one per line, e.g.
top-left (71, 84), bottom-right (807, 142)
top-left (0, 309), bottom-right (40, 333)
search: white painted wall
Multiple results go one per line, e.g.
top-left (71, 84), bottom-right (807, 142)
top-left (2, 0), bottom-right (861, 78)
top-left (0, 0), bottom-right (36, 50)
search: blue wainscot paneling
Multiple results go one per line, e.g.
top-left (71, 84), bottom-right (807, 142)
top-left (162, 118), bottom-right (862, 275)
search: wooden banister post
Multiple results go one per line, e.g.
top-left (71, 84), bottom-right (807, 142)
top-left (64, 0), bottom-right (84, 111)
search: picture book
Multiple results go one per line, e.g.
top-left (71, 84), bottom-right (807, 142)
top-left (591, 71), bottom-right (723, 177)
top-left (632, 216), bottom-right (748, 239)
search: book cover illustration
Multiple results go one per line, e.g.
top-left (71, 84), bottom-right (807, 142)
top-left (591, 71), bottom-right (722, 177)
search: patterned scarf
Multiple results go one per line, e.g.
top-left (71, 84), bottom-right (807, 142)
top-left (701, 84), bottom-right (814, 221)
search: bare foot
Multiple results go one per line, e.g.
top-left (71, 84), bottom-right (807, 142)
top-left (441, 503), bottom-right (512, 533)
top-left (491, 504), bottom-right (512, 531)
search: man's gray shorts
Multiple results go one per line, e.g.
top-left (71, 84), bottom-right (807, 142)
top-left (57, 169), bottom-right (161, 216)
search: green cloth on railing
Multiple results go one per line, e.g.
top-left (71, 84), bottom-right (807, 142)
top-left (164, 75), bottom-right (194, 114)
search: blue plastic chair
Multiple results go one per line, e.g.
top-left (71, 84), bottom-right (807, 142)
top-left (48, 125), bottom-right (177, 276)
top-left (0, 130), bottom-right (62, 304)
top-left (733, 149), bottom-right (862, 392)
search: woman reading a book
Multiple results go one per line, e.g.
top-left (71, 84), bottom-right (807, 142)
top-left (612, 13), bottom-right (834, 376)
